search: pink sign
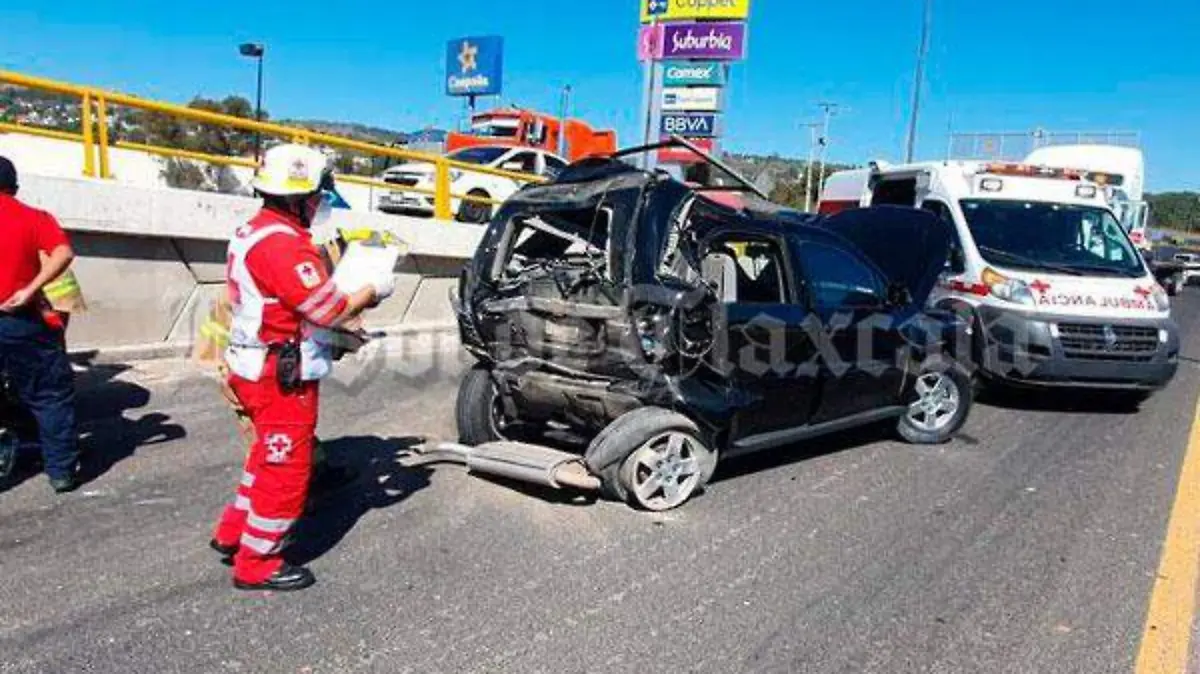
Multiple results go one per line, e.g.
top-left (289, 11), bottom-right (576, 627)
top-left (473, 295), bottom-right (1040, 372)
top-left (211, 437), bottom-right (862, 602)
top-left (637, 24), bottom-right (664, 61)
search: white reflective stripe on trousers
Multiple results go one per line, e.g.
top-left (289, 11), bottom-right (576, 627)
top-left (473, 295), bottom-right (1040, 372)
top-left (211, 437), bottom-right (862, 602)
top-left (247, 510), bottom-right (295, 534)
top-left (240, 472), bottom-right (256, 488)
top-left (234, 495), bottom-right (251, 511)
top-left (239, 533), bottom-right (280, 556)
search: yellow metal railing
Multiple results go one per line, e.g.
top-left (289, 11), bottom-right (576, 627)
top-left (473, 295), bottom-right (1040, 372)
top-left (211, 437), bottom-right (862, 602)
top-left (0, 69), bottom-right (547, 219)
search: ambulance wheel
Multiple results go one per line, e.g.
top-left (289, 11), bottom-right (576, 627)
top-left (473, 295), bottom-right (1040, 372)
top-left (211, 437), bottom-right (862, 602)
top-left (456, 365), bottom-right (510, 445)
top-left (588, 408), bottom-right (718, 511)
top-left (456, 190), bottom-right (493, 224)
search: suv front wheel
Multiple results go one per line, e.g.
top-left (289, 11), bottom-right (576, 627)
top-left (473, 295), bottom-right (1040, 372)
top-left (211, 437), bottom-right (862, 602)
top-left (897, 360), bottom-right (973, 444)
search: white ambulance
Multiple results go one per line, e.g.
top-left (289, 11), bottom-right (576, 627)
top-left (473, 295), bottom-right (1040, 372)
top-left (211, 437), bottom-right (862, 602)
top-left (819, 160), bottom-right (1179, 395)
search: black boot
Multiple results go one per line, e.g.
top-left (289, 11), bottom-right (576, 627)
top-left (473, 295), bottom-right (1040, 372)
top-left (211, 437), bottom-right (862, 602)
top-left (49, 473), bottom-right (79, 494)
top-left (233, 564), bottom-right (316, 592)
top-left (210, 539), bottom-right (238, 566)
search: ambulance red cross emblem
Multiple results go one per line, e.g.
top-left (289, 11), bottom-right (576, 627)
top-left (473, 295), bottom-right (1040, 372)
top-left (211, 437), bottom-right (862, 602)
top-left (1133, 286), bottom-right (1152, 299)
top-left (1029, 279), bottom-right (1051, 295)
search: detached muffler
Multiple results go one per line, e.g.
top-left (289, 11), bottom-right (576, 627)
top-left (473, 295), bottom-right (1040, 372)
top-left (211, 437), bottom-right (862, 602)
top-left (409, 441), bottom-right (601, 492)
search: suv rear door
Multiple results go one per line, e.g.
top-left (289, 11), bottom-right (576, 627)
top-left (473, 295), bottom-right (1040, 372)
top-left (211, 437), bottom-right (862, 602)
top-left (699, 232), bottom-right (821, 442)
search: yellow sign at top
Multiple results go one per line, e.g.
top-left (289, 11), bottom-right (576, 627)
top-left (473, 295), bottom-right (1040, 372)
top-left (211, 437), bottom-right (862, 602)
top-left (640, 0), bottom-right (751, 23)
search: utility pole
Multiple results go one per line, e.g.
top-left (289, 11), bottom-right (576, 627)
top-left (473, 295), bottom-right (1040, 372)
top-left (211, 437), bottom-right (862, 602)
top-left (903, 0), bottom-right (932, 163)
top-left (801, 122), bottom-right (821, 212)
top-left (815, 102), bottom-right (840, 200)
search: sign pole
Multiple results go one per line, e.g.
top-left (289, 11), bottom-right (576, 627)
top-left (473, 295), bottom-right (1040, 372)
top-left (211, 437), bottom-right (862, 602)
top-left (639, 18), bottom-right (659, 169)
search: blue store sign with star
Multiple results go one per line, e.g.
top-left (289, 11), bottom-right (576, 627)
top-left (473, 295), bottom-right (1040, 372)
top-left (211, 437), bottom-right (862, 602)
top-left (446, 35), bottom-right (504, 97)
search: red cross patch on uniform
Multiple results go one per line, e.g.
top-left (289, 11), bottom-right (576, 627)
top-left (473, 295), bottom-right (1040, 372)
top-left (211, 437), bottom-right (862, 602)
top-left (264, 433), bottom-right (294, 464)
top-left (295, 262), bottom-right (321, 289)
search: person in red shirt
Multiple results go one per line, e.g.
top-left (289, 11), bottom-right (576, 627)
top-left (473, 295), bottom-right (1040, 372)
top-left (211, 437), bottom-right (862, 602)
top-left (0, 156), bottom-right (80, 493)
top-left (209, 144), bottom-right (393, 592)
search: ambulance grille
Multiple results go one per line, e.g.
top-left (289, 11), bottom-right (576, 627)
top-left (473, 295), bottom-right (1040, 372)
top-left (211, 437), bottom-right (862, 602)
top-left (1057, 323), bottom-right (1160, 363)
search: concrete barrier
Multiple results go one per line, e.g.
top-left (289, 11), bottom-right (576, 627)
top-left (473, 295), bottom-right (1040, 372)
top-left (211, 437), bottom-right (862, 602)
top-left (14, 173), bottom-right (482, 356)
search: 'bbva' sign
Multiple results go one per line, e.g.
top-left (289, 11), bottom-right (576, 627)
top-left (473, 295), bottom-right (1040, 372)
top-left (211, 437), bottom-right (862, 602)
top-left (660, 113), bottom-right (718, 137)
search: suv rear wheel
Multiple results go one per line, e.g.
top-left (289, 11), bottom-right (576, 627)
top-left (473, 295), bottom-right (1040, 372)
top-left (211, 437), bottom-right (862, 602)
top-left (897, 360), bottom-right (973, 444)
top-left (455, 364), bottom-right (510, 445)
top-left (587, 408), bottom-right (718, 511)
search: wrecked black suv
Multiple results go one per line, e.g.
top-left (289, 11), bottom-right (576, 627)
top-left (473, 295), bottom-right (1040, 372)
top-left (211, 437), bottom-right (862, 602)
top-left (451, 142), bottom-right (972, 510)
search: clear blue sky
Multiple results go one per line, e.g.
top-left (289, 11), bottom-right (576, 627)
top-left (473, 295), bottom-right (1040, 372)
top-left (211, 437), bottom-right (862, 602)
top-left (2, 1), bottom-right (1198, 190)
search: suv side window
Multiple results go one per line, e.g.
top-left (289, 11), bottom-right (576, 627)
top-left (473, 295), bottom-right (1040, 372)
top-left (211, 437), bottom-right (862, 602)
top-left (797, 242), bottom-right (885, 309)
top-left (921, 199), bottom-right (967, 273)
top-left (701, 236), bottom-right (790, 305)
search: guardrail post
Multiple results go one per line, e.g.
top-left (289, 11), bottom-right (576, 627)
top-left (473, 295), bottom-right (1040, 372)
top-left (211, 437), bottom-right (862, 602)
top-left (434, 159), bottom-right (452, 220)
top-left (96, 96), bottom-right (111, 179)
top-left (80, 93), bottom-right (96, 178)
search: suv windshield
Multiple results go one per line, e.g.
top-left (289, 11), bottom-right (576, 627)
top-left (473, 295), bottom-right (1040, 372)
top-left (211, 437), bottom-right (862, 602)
top-left (960, 199), bottom-right (1145, 277)
top-left (448, 147), bottom-right (510, 165)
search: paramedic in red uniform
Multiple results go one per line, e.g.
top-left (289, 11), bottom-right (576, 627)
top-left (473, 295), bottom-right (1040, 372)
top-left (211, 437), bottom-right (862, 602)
top-left (0, 156), bottom-right (80, 493)
top-left (209, 145), bottom-right (393, 591)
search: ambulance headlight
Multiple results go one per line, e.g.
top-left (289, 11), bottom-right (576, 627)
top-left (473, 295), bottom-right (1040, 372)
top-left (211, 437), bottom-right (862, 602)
top-left (1151, 284), bottom-right (1171, 312)
top-left (982, 267), bottom-right (1035, 307)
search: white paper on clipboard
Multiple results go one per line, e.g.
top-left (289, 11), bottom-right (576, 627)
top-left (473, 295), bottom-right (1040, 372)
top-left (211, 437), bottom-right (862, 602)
top-left (331, 241), bottom-right (401, 293)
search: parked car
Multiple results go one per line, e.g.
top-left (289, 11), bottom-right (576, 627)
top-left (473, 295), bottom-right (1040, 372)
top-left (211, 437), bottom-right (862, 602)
top-left (452, 147), bottom-right (973, 510)
top-left (377, 145), bottom-right (568, 223)
top-left (1173, 253), bottom-right (1200, 285)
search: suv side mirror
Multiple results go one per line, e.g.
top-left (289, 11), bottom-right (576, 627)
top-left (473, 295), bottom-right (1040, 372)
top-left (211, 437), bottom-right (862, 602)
top-left (887, 282), bottom-right (913, 308)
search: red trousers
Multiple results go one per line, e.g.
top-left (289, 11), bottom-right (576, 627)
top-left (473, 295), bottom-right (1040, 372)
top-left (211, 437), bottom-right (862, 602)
top-left (213, 358), bottom-right (319, 583)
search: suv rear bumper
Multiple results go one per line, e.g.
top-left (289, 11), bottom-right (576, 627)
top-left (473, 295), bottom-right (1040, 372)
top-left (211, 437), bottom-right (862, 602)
top-left (975, 306), bottom-right (1179, 390)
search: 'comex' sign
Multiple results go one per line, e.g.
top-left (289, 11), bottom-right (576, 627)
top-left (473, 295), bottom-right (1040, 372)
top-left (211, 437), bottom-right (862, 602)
top-left (642, 0), bottom-right (751, 23)
top-left (446, 35), bottom-right (503, 97)
top-left (663, 61), bottom-right (725, 87)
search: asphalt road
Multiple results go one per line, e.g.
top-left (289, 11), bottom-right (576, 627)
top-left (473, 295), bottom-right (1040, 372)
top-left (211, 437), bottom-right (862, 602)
top-left (3, 295), bottom-right (1200, 674)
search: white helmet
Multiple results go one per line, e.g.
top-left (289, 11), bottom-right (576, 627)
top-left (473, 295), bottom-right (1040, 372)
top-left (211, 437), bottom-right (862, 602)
top-left (252, 144), bottom-right (333, 197)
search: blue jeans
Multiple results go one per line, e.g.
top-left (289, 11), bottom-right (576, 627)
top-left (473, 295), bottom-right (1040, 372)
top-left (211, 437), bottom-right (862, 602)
top-left (0, 312), bottom-right (78, 480)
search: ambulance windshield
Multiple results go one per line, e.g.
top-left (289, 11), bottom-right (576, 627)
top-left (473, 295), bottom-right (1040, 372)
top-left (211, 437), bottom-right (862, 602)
top-left (960, 200), bottom-right (1146, 277)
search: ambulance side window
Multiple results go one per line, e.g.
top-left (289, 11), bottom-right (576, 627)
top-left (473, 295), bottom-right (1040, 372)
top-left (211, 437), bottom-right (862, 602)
top-left (922, 200), bottom-right (966, 274)
top-left (872, 178), bottom-right (917, 206)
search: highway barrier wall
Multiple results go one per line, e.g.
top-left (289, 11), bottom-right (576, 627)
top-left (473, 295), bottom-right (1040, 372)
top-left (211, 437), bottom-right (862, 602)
top-left (16, 173), bottom-right (482, 357)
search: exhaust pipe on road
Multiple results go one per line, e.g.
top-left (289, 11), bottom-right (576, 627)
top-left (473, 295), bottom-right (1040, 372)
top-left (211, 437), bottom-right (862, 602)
top-left (408, 441), bottom-right (602, 492)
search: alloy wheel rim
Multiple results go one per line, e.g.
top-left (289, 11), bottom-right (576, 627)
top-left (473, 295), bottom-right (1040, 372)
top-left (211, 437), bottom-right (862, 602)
top-left (906, 372), bottom-right (960, 433)
top-left (628, 431), bottom-right (705, 510)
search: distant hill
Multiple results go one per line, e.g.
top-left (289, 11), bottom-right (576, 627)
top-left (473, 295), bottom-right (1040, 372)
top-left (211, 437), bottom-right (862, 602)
top-left (278, 119), bottom-right (447, 147)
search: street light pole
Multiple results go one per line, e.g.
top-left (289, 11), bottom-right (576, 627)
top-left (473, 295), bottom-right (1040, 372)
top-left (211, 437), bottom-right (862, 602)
top-left (815, 102), bottom-right (840, 200)
top-left (239, 42), bottom-right (265, 162)
top-left (904, 0), bottom-right (932, 163)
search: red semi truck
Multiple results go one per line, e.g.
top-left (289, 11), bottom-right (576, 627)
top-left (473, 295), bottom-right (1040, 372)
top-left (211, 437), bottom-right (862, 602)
top-left (446, 108), bottom-right (617, 162)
